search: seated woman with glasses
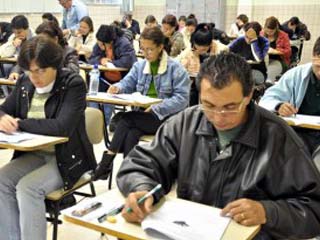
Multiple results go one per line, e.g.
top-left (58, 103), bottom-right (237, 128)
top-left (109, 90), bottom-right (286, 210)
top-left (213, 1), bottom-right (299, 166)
top-left (178, 23), bottom-right (228, 106)
top-left (92, 27), bottom-right (189, 181)
top-left (0, 36), bottom-right (96, 240)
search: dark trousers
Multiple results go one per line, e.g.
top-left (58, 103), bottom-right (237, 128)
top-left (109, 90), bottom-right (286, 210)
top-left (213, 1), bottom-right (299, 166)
top-left (294, 127), bottom-right (320, 155)
top-left (109, 111), bottom-right (163, 157)
top-left (189, 80), bottom-right (199, 107)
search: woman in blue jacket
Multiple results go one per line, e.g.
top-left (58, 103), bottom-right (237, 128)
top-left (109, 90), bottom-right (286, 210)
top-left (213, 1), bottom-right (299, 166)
top-left (93, 27), bottom-right (189, 180)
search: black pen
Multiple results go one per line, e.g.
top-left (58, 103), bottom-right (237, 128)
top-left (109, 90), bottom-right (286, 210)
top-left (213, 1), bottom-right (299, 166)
top-left (292, 87), bottom-right (297, 117)
top-left (97, 204), bottom-right (125, 223)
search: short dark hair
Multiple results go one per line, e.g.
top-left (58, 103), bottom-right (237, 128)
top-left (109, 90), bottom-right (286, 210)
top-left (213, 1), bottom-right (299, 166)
top-left (178, 15), bottom-right (187, 22)
top-left (313, 37), bottom-right (320, 56)
top-left (11, 15), bottom-right (29, 30)
top-left (96, 25), bottom-right (124, 43)
top-left (80, 16), bottom-right (94, 33)
top-left (191, 23), bottom-right (213, 46)
top-left (145, 15), bottom-right (157, 25)
top-left (237, 14), bottom-right (249, 24)
top-left (186, 18), bottom-right (198, 27)
top-left (162, 14), bottom-right (178, 30)
top-left (42, 13), bottom-right (59, 26)
top-left (198, 52), bottom-right (253, 96)
top-left (140, 27), bottom-right (165, 46)
top-left (243, 21), bottom-right (262, 36)
top-left (18, 35), bottom-right (63, 70)
top-left (289, 16), bottom-right (300, 25)
top-left (35, 21), bottom-right (67, 47)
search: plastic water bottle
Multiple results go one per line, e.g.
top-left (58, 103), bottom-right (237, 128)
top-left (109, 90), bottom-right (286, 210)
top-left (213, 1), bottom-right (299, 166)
top-left (88, 64), bottom-right (100, 95)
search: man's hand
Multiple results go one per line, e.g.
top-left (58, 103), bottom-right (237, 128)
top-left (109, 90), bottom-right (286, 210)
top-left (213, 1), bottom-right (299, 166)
top-left (8, 72), bottom-right (20, 81)
top-left (278, 102), bottom-right (298, 117)
top-left (13, 38), bottom-right (22, 48)
top-left (121, 191), bottom-right (154, 223)
top-left (221, 198), bottom-right (266, 226)
top-left (107, 86), bottom-right (120, 94)
top-left (0, 114), bottom-right (19, 134)
top-left (246, 28), bottom-right (257, 42)
top-left (100, 58), bottom-right (111, 66)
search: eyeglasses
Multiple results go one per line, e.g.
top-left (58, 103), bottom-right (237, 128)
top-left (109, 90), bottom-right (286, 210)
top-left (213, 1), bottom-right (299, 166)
top-left (140, 47), bottom-right (157, 54)
top-left (25, 68), bottom-right (47, 76)
top-left (200, 98), bottom-right (245, 115)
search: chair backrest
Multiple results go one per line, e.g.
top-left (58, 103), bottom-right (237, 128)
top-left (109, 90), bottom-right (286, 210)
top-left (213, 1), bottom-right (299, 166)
top-left (312, 145), bottom-right (320, 172)
top-left (85, 107), bottom-right (104, 144)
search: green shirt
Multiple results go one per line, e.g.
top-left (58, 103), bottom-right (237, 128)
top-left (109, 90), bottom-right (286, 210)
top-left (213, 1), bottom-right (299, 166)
top-left (299, 72), bottom-right (320, 115)
top-left (147, 60), bottom-right (159, 98)
top-left (216, 124), bottom-right (243, 150)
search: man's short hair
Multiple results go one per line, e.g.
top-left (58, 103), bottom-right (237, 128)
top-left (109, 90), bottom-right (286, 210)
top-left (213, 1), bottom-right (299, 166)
top-left (198, 52), bottom-right (254, 97)
top-left (289, 16), bottom-right (300, 25)
top-left (237, 14), bottom-right (249, 24)
top-left (313, 36), bottom-right (320, 56)
top-left (11, 15), bottom-right (29, 30)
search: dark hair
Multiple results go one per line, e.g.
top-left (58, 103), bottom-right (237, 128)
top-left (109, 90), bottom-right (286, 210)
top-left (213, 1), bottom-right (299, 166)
top-left (42, 13), bottom-right (59, 26)
top-left (237, 14), bottom-right (249, 24)
top-left (35, 21), bottom-right (67, 47)
top-left (145, 15), bottom-right (157, 25)
top-left (11, 15), bottom-right (29, 30)
top-left (18, 35), bottom-right (63, 70)
top-left (187, 14), bottom-right (196, 19)
top-left (140, 27), bottom-right (165, 46)
top-left (96, 25), bottom-right (124, 43)
top-left (162, 14), bottom-right (178, 31)
top-left (191, 23), bottom-right (213, 46)
top-left (178, 15), bottom-right (187, 22)
top-left (289, 16), bottom-right (300, 25)
top-left (124, 12), bottom-right (133, 21)
top-left (80, 16), bottom-right (94, 33)
top-left (313, 37), bottom-right (320, 56)
top-left (243, 21), bottom-right (262, 36)
top-left (186, 18), bottom-right (198, 27)
top-left (198, 52), bottom-right (253, 96)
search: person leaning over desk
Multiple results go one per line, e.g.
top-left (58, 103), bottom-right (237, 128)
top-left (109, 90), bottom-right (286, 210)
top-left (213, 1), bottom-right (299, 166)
top-left (0, 36), bottom-right (96, 240)
top-left (116, 52), bottom-right (320, 239)
top-left (259, 36), bottom-right (320, 155)
top-left (92, 27), bottom-right (189, 181)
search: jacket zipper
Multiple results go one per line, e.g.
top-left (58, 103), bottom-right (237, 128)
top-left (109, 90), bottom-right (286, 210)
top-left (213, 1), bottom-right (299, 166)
top-left (68, 159), bottom-right (83, 170)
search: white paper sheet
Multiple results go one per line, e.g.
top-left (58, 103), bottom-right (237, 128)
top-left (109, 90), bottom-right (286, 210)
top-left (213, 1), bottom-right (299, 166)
top-left (0, 131), bottom-right (39, 143)
top-left (283, 114), bottom-right (320, 126)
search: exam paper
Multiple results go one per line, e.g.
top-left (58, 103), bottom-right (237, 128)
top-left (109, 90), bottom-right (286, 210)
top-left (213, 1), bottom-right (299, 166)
top-left (0, 131), bottom-right (38, 143)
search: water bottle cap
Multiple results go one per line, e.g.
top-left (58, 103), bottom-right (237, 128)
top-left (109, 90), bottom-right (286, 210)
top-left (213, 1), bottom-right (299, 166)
top-left (93, 64), bottom-right (99, 69)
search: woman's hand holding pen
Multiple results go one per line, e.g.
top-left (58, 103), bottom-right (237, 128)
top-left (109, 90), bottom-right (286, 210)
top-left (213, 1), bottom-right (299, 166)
top-left (0, 114), bottom-right (19, 133)
top-left (107, 86), bottom-right (120, 94)
top-left (121, 191), bottom-right (154, 223)
top-left (278, 102), bottom-right (298, 117)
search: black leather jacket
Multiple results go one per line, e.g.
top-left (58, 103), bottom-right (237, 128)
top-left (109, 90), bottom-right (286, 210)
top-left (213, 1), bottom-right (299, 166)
top-left (117, 103), bottom-right (320, 239)
top-left (0, 69), bottom-right (96, 190)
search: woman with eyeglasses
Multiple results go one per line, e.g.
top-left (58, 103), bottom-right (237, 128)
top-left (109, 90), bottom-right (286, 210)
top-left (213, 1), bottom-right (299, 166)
top-left (0, 36), bottom-right (96, 240)
top-left (92, 27), bottom-right (189, 181)
top-left (178, 23), bottom-right (228, 106)
top-left (161, 14), bottom-right (185, 57)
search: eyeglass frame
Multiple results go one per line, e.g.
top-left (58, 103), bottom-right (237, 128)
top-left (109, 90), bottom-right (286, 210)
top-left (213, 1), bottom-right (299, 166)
top-left (200, 98), bottom-right (246, 115)
top-left (25, 68), bottom-right (47, 76)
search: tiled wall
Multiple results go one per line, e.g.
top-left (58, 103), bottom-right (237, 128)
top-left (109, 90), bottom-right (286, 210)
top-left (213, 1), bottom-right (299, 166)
top-left (224, 0), bottom-right (320, 63)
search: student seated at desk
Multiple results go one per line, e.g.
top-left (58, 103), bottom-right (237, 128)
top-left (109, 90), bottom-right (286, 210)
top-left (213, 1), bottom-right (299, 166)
top-left (259, 36), bottom-right (320, 154)
top-left (0, 21), bottom-right (12, 45)
top-left (68, 16), bottom-right (95, 62)
top-left (116, 52), bottom-right (320, 240)
top-left (9, 21), bottom-right (80, 81)
top-left (178, 23), bottom-right (227, 106)
top-left (229, 21), bottom-right (269, 85)
top-left (0, 36), bottom-right (96, 240)
top-left (261, 16), bottom-right (291, 83)
top-left (93, 27), bottom-right (189, 181)
top-left (89, 24), bottom-right (137, 125)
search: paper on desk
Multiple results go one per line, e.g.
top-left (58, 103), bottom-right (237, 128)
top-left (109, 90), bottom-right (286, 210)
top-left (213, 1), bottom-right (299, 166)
top-left (105, 62), bottom-right (117, 69)
top-left (283, 114), bottom-right (320, 126)
top-left (0, 131), bottom-right (39, 143)
top-left (141, 200), bottom-right (231, 240)
top-left (94, 92), bottom-right (162, 105)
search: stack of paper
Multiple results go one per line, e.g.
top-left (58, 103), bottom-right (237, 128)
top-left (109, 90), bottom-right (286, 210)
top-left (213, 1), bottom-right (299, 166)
top-left (141, 200), bottom-right (231, 240)
top-left (0, 131), bottom-right (38, 143)
top-left (283, 114), bottom-right (320, 126)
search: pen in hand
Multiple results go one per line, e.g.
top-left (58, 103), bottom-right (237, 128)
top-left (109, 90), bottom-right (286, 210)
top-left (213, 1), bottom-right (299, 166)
top-left (292, 87), bottom-right (297, 117)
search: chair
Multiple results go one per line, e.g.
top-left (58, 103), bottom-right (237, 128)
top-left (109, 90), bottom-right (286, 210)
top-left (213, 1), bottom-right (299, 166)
top-left (46, 107), bottom-right (104, 240)
top-left (312, 145), bottom-right (320, 171)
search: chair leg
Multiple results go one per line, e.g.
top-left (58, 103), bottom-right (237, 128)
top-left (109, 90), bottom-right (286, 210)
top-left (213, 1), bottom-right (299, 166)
top-left (90, 182), bottom-right (96, 197)
top-left (108, 162), bottom-right (113, 190)
top-left (52, 201), bottom-right (60, 240)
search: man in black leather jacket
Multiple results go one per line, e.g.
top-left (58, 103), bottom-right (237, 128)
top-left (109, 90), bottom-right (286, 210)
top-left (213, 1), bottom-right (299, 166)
top-left (117, 52), bottom-right (320, 239)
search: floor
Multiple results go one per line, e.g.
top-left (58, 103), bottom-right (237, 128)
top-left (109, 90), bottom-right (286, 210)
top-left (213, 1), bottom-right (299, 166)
top-left (0, 140), bottom-right (124, 240)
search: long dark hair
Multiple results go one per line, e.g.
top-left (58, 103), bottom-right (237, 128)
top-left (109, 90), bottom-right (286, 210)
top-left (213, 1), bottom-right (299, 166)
top-left (35, 21), bottom-right (67, 47)
top-left (96, 24), bottom-right (124, 43)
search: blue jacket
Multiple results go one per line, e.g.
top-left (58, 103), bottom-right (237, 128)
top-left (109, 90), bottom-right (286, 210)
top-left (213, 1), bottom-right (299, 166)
top-left (114, 51), bottom-right (190, 120)
top-left (88, 36), bottom-right (137, 69)
top-left (259, 63), bottom-right (312, 111)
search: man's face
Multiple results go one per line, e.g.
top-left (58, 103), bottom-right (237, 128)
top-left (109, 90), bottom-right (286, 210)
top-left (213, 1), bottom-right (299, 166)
top-left (26, 60), bottom-right (56, 89)
top-left (200, 78), bottom-right (251, 131)
top-left (59, 0), bottom-right (72, 9)
top-left (312, 56), bottom-right (320, 80)
top-left (13, 28), bottom-right (28, 40)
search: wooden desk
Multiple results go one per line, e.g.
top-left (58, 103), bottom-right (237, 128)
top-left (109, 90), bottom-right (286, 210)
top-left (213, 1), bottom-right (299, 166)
top-left (283, 115), bottom-right (320, 130)
top-left (0, 57), bottom-right (17, 64)
top-left (0, 78), bottom-right (16, 86)
top-left (0, 135), bottom-right (68, 151)
top-left (80, 64), bottom-right (128, 72)
top-left (63, 189), bottom-right (260, 240)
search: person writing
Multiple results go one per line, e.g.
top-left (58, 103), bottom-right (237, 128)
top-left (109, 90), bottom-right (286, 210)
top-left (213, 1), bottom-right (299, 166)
top-left (116, 52), bottom-right (320, 239)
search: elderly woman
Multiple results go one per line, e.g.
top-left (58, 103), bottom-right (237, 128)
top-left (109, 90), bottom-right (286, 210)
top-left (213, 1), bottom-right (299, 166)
top-left (0, 36), bottom-right (96, 240)
top-left (93, 27), bottom-right (189, 180)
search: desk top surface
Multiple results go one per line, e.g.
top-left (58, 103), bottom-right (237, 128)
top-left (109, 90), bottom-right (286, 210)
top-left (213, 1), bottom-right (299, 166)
top-left (0, 78), bottom-right (16, 86)
top-left (0, 57), bottom-right (17, 63)
top-left (63, 189), bottom-right (260, 240)
top-left (80, 64), bottom-right (128, 72)
top-left (0, 135), bottom-right (68, 151)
